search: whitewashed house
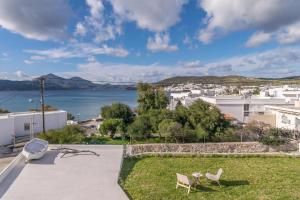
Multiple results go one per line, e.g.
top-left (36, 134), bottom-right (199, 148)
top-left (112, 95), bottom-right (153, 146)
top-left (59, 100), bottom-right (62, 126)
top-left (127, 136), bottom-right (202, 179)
top-left (264, 102), bottom-right (300, 131)
top-left (183, 96), bottom-right (294, 123)
top-left (0, 110), bottom-right (67, 146)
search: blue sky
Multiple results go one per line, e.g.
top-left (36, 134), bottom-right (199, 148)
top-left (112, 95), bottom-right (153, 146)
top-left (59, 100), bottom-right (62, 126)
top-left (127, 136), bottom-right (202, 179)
top-left (1, 0), bottom-right (300, 82)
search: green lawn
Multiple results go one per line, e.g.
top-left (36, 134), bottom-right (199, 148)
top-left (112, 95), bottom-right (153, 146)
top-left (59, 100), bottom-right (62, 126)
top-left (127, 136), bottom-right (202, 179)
top-left (120, 156), bottom-right (300, 200)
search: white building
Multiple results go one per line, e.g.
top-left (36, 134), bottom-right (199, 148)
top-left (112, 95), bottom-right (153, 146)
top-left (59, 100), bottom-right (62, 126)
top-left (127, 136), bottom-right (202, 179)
top-left (0, 110), bottom-right (67, 146)
top-left (265, 103), bottom-right (300, 131)
top-left (184, 96), bottom-right (294, 123)
top-left (260, 85), bottom-right (300, 99)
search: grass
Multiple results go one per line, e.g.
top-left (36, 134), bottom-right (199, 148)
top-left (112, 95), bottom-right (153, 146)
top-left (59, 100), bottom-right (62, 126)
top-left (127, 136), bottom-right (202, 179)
top-left (120, 155), bottom-right (300, 200)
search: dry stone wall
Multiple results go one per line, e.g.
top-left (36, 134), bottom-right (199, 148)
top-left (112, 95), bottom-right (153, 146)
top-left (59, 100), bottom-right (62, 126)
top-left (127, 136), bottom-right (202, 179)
top-left (126, 142), bottom-right (298, 156)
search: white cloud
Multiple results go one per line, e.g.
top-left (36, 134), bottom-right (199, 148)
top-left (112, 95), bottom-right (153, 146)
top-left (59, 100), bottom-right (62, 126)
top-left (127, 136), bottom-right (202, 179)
top-left (198, 29), bottom-right (214, 44)
top-left (204, 47), bottom-right (300, 77)
top-left (0, 72), bottom-right (8, 80)
top-left (277, 22), bottom-right (300, 44)
top-left (0, 0), bottom-right (71, 41)
top-left (15, 70), bottom-right (31, 79)
top-left (60, 47), bottom-right (300, 82)
top-left (75, 0), bottom-right (122, 43)
top-left (63, 61), bottom-right (203, 83)
top-left (74, 23), bottom-right (87, 37)
top-left (24, 60), bottom-right (34, 64)
top-left (109, 0), bottom-right (187, 32)
top-left (75, 0), bottom-right (186, 43)
top-left (24, 42), bottom-right (129, 63)
top-left (198, 0), bottom-right (300, 46)
top-left (147, 33), bottom-right (178, 52)
top-left (245, 32), bottom-right (272, 47)
top-left (179, 60), bottom-right (203, 68)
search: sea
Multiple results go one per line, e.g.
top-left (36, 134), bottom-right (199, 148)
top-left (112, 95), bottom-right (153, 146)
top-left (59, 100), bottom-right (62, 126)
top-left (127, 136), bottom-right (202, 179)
top-left (0, 89), bottom-right (137, 120)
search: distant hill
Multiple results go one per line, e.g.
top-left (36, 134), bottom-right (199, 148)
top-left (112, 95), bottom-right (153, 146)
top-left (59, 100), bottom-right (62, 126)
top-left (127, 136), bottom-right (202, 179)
top-left (157, 75), bottom-right (300, 86)
top-left (0, 73), bottom-right (136, 91)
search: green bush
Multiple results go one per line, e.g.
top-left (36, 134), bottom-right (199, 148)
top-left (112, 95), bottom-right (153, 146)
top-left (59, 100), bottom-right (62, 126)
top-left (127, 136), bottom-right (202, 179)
top-left (38, 125), bottom-right (84, 144)
top-left (101, 103), bottom-right (135, 124)
top-left (259, 128), bottom-right (288, 146)
top-left (127, 115), bottom-right (152, 140)
top-left (100, 119), bottom-right (125, 138)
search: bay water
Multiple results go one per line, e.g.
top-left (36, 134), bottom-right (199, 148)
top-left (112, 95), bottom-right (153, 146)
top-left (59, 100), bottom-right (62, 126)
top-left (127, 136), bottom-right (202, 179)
top-left (0, 89), bottom-right (137, 120)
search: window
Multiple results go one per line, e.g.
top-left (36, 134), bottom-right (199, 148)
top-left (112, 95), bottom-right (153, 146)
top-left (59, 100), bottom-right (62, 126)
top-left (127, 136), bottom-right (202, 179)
top-left (24, 123), bottom-right (30, 131)
top-left (244, 104), bottom-right (250, 111)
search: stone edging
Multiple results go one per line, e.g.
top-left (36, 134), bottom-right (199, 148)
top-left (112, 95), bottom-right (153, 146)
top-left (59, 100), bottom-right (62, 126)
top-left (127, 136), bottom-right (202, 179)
top-left (125, 142), bottom-right (298, 156)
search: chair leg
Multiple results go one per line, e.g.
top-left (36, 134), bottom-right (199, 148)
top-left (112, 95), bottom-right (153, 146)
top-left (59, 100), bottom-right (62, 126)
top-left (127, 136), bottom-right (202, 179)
top-left (217, 181), bottom-right (221, 187)
top-left (187, 186), bottom-right (190, 194)
top-left (176, 182), bottom-right (178, 189)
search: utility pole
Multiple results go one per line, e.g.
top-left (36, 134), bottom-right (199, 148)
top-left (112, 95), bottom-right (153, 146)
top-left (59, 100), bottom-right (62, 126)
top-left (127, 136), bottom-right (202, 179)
top-left (39, 77), bottom-right (46, 134)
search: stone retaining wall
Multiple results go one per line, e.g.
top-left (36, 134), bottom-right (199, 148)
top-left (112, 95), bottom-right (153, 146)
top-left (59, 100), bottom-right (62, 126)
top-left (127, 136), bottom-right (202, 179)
top-left (126, 142), bottom-right (298, 156)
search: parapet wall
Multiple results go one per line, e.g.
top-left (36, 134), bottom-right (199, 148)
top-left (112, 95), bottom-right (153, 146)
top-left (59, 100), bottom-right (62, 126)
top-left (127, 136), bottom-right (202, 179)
top-left (126, 142), bottom-right (298, 156)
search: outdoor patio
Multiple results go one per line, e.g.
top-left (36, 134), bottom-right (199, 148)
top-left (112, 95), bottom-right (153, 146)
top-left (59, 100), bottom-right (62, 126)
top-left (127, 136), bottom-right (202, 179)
top-left (0, 145), bottom-right (128, 200)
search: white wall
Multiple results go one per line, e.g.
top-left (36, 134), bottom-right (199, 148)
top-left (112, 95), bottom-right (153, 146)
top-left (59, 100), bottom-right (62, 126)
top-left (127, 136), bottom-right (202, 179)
top-left (0, 117), bottom-right (14, 146)
top-left (217, 104), bottom-right (244, 122)
top-left (0, 111), bottom-right (67, 146)
top-left (273, 111), bottom-right (298, 130)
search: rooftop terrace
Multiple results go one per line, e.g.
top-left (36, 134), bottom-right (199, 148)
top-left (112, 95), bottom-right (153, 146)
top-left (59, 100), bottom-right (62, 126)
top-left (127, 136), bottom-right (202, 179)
top-left (0, 145), bottom-right (128, 200)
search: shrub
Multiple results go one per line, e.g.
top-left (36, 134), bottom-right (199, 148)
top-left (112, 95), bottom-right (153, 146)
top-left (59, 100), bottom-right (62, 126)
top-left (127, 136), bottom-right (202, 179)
top-left (259, 128), bottom-right (288, 146)
top-left (128, 115), bottom-right (152, 140)
top-left (38, 125), bottom-right (84, 144)
top-left (100, 119), bottom-right (125, 138)
top-left (213, 128), bottom-right (240, 142)
top-left (195, 124), bottom-right (208, 142)
top-left (158, 119), bottom-right (174, 141)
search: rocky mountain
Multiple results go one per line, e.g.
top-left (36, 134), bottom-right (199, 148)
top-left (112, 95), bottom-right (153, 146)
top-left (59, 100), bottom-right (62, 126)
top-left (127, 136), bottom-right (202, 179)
top-left (0, 73), bottom-right (136, 90)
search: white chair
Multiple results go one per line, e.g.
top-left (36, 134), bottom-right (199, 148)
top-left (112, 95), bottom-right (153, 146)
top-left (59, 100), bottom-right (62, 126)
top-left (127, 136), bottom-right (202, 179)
top-left (206, 168), bottom-right (223, 186)
top-left (176, 173), bottom-right (193, 194)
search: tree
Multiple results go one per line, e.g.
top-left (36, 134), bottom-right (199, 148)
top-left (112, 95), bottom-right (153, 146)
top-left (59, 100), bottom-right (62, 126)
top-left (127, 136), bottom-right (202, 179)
top-left (174, 104), bottom-right (189, 126)
top-left (158, 119), bottom-right (174, 141)
top-left (100, 119), bottom-right (124, 138)
top-left (188, 99), bottom-right (229, 138)
top-left (145, 109), bottom-right (174, 133)
top-left (0, 108), bottom-right (10, 113)
top-left (137, 83), bottom-right (169, 114)
top-left (167, 122), bottom-right (184, 143)
top-left (100, 103), bottom-right (134, 124)
top-left (195, 124), bottom-right (208, 142)
top-left (127, 115), bottom-right (152, 140)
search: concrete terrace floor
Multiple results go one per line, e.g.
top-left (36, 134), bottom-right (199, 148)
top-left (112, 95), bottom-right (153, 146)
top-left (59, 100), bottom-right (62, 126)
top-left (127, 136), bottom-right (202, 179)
top-left (0, 157), bottom-right (14, 172)
top-left (0, 145), bottom-right (128, 200)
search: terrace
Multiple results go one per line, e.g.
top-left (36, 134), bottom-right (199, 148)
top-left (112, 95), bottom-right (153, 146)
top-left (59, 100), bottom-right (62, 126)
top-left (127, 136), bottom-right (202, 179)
top-left (0, 145), bottom-right (128, 200)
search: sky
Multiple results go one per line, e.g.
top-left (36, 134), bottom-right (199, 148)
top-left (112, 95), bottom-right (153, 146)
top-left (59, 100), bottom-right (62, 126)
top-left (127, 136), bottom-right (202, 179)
top-left (1, 0), bottom-right (300, 83)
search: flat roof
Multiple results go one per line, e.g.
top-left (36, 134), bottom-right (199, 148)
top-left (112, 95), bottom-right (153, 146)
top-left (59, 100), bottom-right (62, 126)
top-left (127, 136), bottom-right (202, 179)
top-left (265, 105), bottom-right (300, 113)
top-left (0, 110), bottom-right (66, 119)
top-left (0, 145), bottom-right (128, 200)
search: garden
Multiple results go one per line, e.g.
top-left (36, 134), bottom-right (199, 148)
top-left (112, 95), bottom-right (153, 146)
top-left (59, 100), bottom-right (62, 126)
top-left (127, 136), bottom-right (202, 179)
top-left (120, 155), bottom-right (300, 200)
